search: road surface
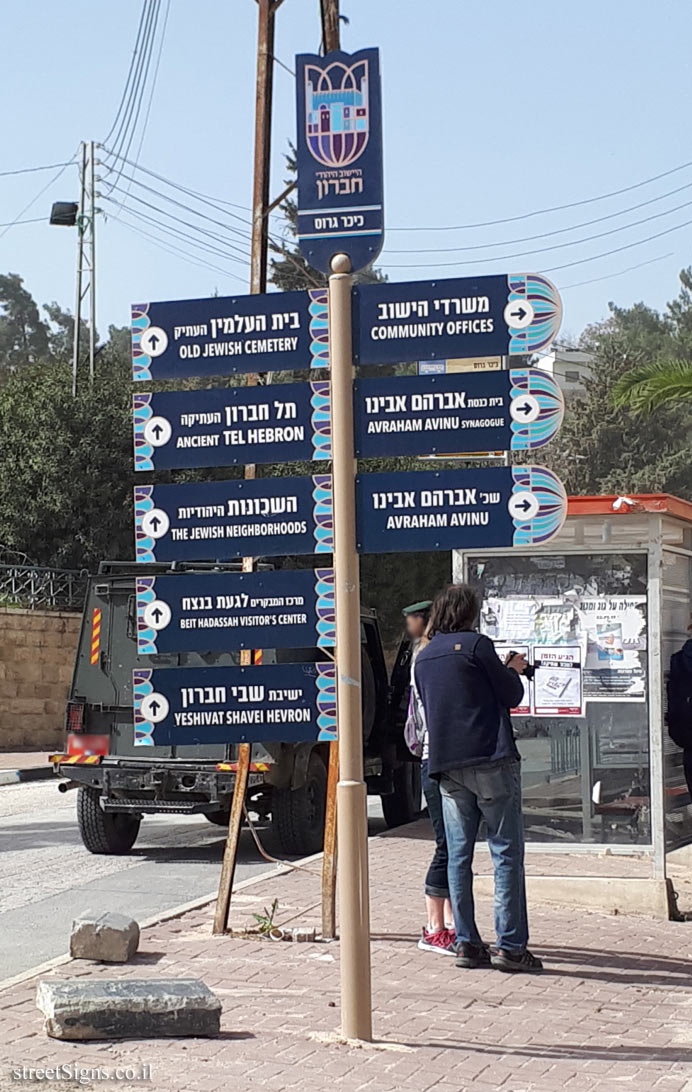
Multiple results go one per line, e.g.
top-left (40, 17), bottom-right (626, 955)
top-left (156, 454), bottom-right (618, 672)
top-left (0, 780), bottom-right (386, 981)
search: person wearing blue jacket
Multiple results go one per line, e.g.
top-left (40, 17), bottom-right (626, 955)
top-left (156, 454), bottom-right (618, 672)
top-left (414, 583), bottom-right (543, 974)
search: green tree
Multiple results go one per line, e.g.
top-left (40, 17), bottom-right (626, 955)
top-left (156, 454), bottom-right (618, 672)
top-left (0, 273), bottom-right (50, 370)
top-left (0, 355), bottom-right (133, 569)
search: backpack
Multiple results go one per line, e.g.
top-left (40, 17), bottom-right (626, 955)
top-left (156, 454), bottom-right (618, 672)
top-left (667, 650), bottom-right (692, 750)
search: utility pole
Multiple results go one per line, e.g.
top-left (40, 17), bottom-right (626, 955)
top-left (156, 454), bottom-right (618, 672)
top-left (214, 0), bottom-right (283, 935)
top-left (320, 0), bottom-right (340, 52)
top-left (71, 140), bottom-right (97, 396)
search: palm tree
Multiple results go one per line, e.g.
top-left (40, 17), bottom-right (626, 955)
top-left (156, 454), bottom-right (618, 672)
top-left (612, 358), bottom-right (692, 413)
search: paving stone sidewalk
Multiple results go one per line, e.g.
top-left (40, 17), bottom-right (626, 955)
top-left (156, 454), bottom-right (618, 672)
top-left (1, 821), bottom-right (691, 1092)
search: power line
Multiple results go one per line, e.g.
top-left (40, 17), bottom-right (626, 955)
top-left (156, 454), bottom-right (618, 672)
top-left (0, 162), bottom-right (73, 179)
top-left (101, 0), bottom-right (150, 147)
top-left (388, 158), bottom-right (692, 233)
top-left (113, 215), bottom-right (248, 284)
top-left (559, 252), bottom-right (675, 291)
top-left (0, 157), bottom-right (77, 242)
top-left (542, 216), bottom-right (692, 274)
top-left (0, 217), bottom-right (45, 227)
top-left (386, 178), bottom-right (692, 255)
top-left (384, 195), bottom-right (692, 270)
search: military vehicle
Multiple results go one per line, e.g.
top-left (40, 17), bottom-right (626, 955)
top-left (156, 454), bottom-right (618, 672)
top-left (52, 562), bottom-right (420, 857)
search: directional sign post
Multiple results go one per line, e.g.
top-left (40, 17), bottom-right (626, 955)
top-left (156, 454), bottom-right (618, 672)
top-left (134, 475), bottom-right (333, 563)
top-left (133, 663), bottom-right (336, 748)
top-left (354, 368), bottom-right (564, 459)
top-left (355, 466), bottom-right (568, 553)
top-left (131, 287), bottom-right (329, 381)
top-left (353, 272), bottom-right (562, 366)
top-left (136, 569), bottom-right (335, 655)
top-left (133, 382), bottom-right (331, 471)
top-left (296, 49), bottom-right (384, 275)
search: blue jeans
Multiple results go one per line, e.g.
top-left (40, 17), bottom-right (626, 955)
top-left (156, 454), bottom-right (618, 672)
top-left (440, 760), bottom-right (528, 951)
top-left (421, 760), bottom-right (449, 898)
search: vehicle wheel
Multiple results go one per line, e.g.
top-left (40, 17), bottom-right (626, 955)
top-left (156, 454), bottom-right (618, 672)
top-left (381, 761), bottom-right (422, 828)
top-left (204, 809), bottom-right (230, 827)
top-left (272, 752), bottom-right (327, 856)
top-left (77, 787), bottom-right (141, 855)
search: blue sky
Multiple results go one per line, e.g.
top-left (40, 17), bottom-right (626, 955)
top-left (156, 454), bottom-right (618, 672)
top-left (2, 0), bottom-right (692, 344)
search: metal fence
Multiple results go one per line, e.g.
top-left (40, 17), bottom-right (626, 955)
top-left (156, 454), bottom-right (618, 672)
top-left (0, 564), bottom-right (88, 611)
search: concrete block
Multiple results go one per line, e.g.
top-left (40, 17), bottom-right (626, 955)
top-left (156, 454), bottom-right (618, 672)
top-left (36, 979), bottom-right (222, 1040)
top-left (70, 912), bottom-right (140, 963)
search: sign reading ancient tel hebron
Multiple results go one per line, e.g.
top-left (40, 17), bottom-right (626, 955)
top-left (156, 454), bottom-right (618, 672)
top-left (133, 662), bottom-right (336, 748)
top-left (136, 568), bottom-right (335, 655)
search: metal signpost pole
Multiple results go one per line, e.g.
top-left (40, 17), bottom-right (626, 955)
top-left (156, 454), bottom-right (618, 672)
top-left (329, 252), bottom-right (372, 1041)
top-left (213, 0), bottom-right (278, 936)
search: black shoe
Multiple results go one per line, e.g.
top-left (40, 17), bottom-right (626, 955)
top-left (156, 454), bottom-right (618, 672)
top-left (455, 943), bottom-right (492, 969)
top-left (491, 948), bottom-right (543, 974)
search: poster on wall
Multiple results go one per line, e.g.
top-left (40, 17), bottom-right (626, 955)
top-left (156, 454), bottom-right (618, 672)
top-left (533, 645), bottom-right (583, 716)
top-left (494, 643), bottom-right (532, 714)
top-left (579, 596), bottom-right (646, 701)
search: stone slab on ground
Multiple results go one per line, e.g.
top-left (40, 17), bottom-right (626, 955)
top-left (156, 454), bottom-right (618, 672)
top-left (36, 978), bottom-right (221, 1041)
top-left (70, 912), bottom-right (140, 963)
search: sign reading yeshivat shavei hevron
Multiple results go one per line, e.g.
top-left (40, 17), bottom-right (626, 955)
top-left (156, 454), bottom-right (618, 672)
top-left (296, 48), bottom-right (384, 274)
top-left (355, 466), bottom-right (568, 554)
top-left (133, 382), bottom-right (331, 471)
top-left (131, 287), bottom-right (328, 381)
top-left (136, 569), bottom-right (335, 655)
top-left (353, 273), bottom-right (563, 366)
top-left (133, 663), bottom-right (336, 747)
top-left (134, 476), bottom-right (333, 563)
top-left (354, 369), bottom-right (564, 459)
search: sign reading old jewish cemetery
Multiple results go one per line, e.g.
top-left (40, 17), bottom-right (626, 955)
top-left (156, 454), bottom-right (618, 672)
top-left (355, 466), bottom-right (567, 554)
top-left (354, 369), bottom-right (564, 459)
top-left (296, 48), bottom-right (384, 274)
top-left (133, 662), bottom-right (336, 747)
top-left (131, 288), bottom-right (329, 381)
top-left (136, 569), bottom-right (335, 655)
top-left (133, 382), bottom-right (331, 470)
top-left (353, 273), bottom-right (562, 365)
top-left (134, 476), bottom-right (333, 563)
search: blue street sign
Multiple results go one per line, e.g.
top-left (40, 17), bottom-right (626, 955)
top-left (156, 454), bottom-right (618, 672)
top-left (134, 475), bottom-right (333, 563)
top-left (133, 662), bottom-right (336, 747)
top-left (296, 48), bottom-right (384, 274)
top-left (133, 382), bottom-right (331, 471)
top-left (353, 273), bottom-right (562, 366)
top-left (355, 466), bottom-right (567, 553)
top-left (131, 288), bottom-right (329, 381)
top-left (136, 569), bottom-right (335, 655)
top-left (354, 369), bottom-right (564, 458)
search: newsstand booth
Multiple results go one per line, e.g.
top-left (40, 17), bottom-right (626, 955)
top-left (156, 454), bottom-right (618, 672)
top-left (453, 493), bottom-right (692, 917)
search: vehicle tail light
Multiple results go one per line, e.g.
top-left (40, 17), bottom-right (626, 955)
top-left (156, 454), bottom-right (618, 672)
top-left (66, 702), bottom-right (85, 732)
top-left (66, 733), bottom-right (109, 757)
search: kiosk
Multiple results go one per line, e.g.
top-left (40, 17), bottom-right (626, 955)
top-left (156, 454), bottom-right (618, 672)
top-left (453, 493), bottom-right (692, 916)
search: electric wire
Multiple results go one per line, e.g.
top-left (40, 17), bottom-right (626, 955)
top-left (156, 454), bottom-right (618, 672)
top-left (541, 215), bottom-right (692, 274)
top-left (0, 157), bottom-right (77, 242)
top-left (113, 215), bottom-right (249, 284)
top-left (388, 158), bottom-right (692, 232)
top-left (384, 195), bottom-right (692, 269)
top-left (101, 0), bottom-right (158, 164)
top-left (386, 178), bottom-right (692, 254)
top-left (101, 0), bottom-right (150, 147)
top-left (0, 217), bottom-right (46, 227)
top-left (0, 162), bottom-right (73, 178)
top-left (558, 251), bottom-right (674, 291)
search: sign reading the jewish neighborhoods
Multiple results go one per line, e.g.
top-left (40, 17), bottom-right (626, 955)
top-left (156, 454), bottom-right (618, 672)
top-left (355, 466), bottom-right (567, 554)
top-left (133, 382), bottom-right (331, 471)
top-left (296, 48), bottom-right (384, 274)
top-left (136, 569), bottom-right (335, 655)
top-left (353, 273), bottom-right (562, 366)
top-left (354, 369), bottom-right (564, 459)
top-left (131, 288), bottom-right (329, 381)
top-left (133, 662), bottom-right (336, 747)
top-left (134, 476), bottom-right (333, 563)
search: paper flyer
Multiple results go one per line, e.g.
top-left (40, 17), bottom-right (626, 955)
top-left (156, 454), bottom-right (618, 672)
top-left (533, 645), bottom-right (584, 717)
top-left (494, 643), bottom-right (531, 715)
